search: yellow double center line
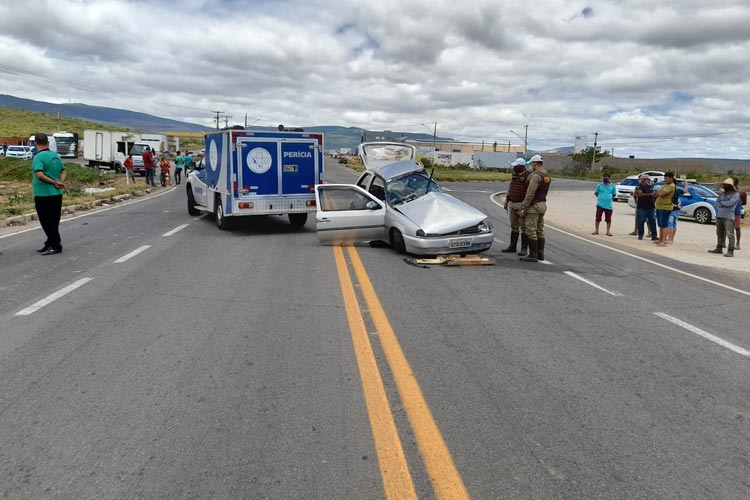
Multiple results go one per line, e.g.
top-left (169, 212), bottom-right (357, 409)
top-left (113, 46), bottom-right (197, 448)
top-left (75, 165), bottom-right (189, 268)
top-left (334, 245), bottom-right (470, 500)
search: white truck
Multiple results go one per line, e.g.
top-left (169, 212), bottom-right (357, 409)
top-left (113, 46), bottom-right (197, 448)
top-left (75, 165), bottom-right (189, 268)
top-left (53, 131), bottom-right (78, 158)
top-left (186, 128), bottom-right (324, 229)
top-left (83, 130), bottom-right (141, 173)
top-left (140, 133), bottom-right (179, 155)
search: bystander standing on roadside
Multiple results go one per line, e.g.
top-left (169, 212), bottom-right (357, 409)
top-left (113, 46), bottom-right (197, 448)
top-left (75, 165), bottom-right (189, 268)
top-left (634, 175), bottom-right (657, 240)
top-left (708, 178), bottom-right (739, 257)
top-left (159, 155), bottom-right (171, 186)
top-left (30, 133), bottom-right (66, 255)
top-left (518, 155), bottom-right (551, 262)
top-left (501, 158), bottom-right (530, 255)
top-left (174, 151), bottom-right (184, 185)
top-left (654, 172), bottom-right (676, 247)
top-left (2, 142), bottom-right (7, 156)
top-left (123, 154), bottom-right (137, 184)
top-left (143, 146), bottom-right (155, 186)
top-left (732, 177), bottom-right (745, 250)
top-left (593, 174), bottom-right (616, 236)
top-left (184, 150), bottom-right (193, 170)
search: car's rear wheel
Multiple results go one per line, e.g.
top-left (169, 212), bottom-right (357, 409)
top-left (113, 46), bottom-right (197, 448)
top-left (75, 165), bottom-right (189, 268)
top-left (288, 213), bottom-right (308, 228)
top-left (694, 207), bottom-right (711, 224)
top-left (187, 186), bottom-right (200, 215)
top-left (390, 228), bottom-right (406, 254)
top-left (215, 196), bottom-right (231, 230)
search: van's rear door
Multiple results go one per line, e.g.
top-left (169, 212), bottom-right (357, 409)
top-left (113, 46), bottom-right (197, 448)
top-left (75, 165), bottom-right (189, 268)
top-left (235, 137), bottom-right (319, 197)
top-left (280, 139), bottom-right (319, 195)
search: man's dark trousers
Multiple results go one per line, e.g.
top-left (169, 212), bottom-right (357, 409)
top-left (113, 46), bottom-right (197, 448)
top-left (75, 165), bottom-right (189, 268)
top-left (35, 194), bottom-right (63, 250)
top-left (636, 208), bottom-right (657, 239)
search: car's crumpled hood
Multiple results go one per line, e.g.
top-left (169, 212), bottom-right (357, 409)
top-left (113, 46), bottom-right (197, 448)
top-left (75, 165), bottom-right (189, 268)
top-left (395, 192), bottom-right (487, 234)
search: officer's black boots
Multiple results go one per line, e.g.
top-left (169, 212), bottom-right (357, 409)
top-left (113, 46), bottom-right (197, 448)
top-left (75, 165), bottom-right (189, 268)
top-left (518, 233), bottom-right (528, 256)
top-left (501, 231), bottom-right (519, 253)
top-left (520, 238), bottom-right (539, 262)
top-left (537, 237), bottom-right (545, 261)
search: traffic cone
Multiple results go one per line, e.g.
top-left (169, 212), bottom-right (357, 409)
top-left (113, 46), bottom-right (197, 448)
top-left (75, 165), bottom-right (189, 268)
top-left (166, 172), bottom-right (171, 187)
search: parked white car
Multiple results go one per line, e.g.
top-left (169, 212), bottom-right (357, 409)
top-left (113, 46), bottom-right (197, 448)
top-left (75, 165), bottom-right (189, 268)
top-left (5, 145), bottom-right (33, 160)
top-left (615, 175), bottom-right (640, 202)
top-left (637, 170), bottom-right (665, 183)
top-left (314, 142), bottom-right (494, 255)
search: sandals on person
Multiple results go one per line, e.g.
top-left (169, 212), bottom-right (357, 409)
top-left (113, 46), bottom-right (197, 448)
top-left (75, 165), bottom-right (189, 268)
top-left (591, 232), bottom-right (599, 235)
top-left (628, 231), bottom-right (637, 235)
top-left (606, 233), bottom-right (613, 236)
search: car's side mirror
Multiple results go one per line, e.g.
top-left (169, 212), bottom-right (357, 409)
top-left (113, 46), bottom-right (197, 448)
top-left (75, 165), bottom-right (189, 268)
top-left (366, 200), bottom-right (380, 210)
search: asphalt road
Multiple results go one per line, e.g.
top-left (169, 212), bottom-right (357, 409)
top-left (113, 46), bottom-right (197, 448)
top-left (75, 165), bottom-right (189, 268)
top-left (1, 159), bottom-right (748, 499)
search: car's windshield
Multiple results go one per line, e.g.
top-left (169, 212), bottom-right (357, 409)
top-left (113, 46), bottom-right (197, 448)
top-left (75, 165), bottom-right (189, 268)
top-left (690, 185), bottom-right (717, 198)
top-left (8, 146), bottom-right (24, 151)
top-left (386, 171), bottom-right (441, 205)
top-left (619, 178), bottom-right (639, 186)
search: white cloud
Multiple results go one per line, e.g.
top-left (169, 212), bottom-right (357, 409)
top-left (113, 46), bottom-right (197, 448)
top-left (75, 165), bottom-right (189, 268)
top-left (0, 0), bottom-right (748, 158)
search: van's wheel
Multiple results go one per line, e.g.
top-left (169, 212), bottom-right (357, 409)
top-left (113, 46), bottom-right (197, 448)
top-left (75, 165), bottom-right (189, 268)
top-left (187, 187), bottom-right (200, 215)
top-left (694, 207), bottom-right (711, 224)
top-left (390, 228), bottom-right (406, 254)
top-left (288, 213), bottom-right (308, 228)
top-left (215, 196), bottom-right (230, 230)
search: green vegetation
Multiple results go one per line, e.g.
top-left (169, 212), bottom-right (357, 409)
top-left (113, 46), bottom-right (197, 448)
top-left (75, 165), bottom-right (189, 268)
top-left (0, 108), bottom-right (139, 137)
top-left (338, 156), bottom-right (511, 182)
top-left (0, 157), bottom-right (148, 219)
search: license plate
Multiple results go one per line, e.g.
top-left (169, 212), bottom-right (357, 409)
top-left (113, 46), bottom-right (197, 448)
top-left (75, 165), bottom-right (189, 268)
top-left (283, 164), bottom-right (298, 172)
top-left (449, 238), bottom-right (472, 249)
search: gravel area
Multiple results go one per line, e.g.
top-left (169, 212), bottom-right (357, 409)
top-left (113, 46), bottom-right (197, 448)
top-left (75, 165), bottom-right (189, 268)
top-left (540, 189), bottom-right (750, 275)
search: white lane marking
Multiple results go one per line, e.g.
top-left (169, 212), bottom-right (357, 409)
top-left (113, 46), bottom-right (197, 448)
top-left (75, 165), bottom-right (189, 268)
top-left (162, 224), bottom-right (189, 237)
top-left (654, 312), bottom-right (750, 357)
top-left (15, 278), bottom-right (94, 316)
top-left (493, 238), bottom-right (505, 245)
top-left (488, 193), bottom-right (750, 297)
top-left (113, 245), bottom-right (151, 263)
top-left (564, 271), bottom-right (623, 296)
top-left (0, 187), bottom-right (178, 240)
top-left (192, 213), bottom-right (207, 221)
top-left (539, 259), bottom-right (554, 265)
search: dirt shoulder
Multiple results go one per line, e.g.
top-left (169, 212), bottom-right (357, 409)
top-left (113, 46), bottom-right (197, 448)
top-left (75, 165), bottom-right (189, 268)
top-left (536, 189), bottom-right (750, 275)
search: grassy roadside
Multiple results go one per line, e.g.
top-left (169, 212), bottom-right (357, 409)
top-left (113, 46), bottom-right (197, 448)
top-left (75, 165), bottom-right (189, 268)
top-left (0, 157), bottom-right (156, 219)
top-left (338, 158), bottom-right (512, 182)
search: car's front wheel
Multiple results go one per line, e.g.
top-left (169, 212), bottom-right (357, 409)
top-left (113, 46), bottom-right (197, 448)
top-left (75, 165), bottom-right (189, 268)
top-left (694, 207), bottom-right (711, 224)
top-left (390, 228), bottom-right (406, 254)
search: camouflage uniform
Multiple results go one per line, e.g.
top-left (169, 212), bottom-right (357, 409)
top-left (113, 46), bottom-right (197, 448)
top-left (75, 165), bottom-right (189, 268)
top-left (501, 166), bottom-right (529, 254)
top-left (519, 166), bottom-right (551, 262)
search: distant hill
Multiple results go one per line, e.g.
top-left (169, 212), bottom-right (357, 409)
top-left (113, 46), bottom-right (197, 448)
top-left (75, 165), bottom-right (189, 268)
top-left (0, 94), bottom-right (451, 150)
top-left (0, 108), bottom-right (140, 138)
top-left (0, 94), bottom-right (207, 133)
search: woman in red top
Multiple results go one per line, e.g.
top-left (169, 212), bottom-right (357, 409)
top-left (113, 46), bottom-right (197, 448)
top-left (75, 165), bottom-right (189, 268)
top-left (159, 156), bottom-right (171, 187)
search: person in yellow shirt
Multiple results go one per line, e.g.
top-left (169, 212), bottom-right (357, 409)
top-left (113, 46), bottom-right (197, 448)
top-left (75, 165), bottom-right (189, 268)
top-left (654, 172), bottom-right (676, 247)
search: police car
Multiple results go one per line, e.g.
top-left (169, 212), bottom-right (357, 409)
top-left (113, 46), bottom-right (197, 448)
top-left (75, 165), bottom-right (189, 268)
top-left (628, 182), bottom-right (742, 224)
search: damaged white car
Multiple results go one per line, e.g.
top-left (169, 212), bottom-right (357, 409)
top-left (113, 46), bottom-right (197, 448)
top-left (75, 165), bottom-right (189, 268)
top-left (314, 142), bottom-right (494, 255)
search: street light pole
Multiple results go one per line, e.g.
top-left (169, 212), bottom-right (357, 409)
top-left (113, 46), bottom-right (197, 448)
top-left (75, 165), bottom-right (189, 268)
top-left (510, 127), bottom-right (528, 156)
top-left (590, 132), bottom-right (599, 171)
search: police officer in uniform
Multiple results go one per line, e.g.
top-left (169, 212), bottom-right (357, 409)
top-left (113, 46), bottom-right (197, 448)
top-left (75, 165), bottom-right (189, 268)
top-left (501, 158), bottom-right (530, 254)
top-left (518, 155), bottom-right (551, 262)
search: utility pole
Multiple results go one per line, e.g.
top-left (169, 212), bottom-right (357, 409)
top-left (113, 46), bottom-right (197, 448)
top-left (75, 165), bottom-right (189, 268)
top-left (524, 124), bottom-right (528, 156)
top-left (211, 110), bottom-right (223, 131)
top-left (590, 132), bottom-right (599, 171)
top-left (223, 115), bottom-right (232, 129)
top-left (433, 122), bottom-right (437, 151)
top-left (244, 113), bottom-right (248, 128)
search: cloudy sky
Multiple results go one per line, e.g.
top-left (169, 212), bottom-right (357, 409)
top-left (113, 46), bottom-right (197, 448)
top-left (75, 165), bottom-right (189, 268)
top-left (1, 0), bottom-right (749, 158)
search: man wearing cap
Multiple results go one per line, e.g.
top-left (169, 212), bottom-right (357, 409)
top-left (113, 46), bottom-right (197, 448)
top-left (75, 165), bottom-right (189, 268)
top-left (518, 155), bottom-right (551, 262)
top-left (634, 175), bottom-right (658, 240)
top-left (708, 179), bottom-right (739, 257)
top-left (501, 158), bottom-right (529, 254)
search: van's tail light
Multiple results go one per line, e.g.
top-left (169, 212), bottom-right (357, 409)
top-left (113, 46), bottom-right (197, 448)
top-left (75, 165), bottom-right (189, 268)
top-left (238, 202), bottom-right (254, 209)
top-left (306, 200), bottom-right (316, 206)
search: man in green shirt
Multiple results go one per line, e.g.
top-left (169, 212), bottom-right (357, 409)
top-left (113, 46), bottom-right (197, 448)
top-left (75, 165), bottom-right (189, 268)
top-left (654, 172), bottom-right (676, 247)
top-left (31, 133), bottom-right (67, 255)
